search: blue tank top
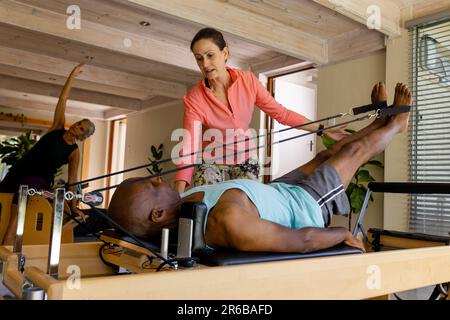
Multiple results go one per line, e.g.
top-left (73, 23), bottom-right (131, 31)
top-left (181, 179), bottom-right (324, 232)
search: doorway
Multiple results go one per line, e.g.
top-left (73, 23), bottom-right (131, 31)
top-left (264, 68), bottom-right (318, 182)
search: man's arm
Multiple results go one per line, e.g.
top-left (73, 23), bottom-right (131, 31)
top-left (49, 63), bottom-right (84, 132)
top-left (208, 205), bottom-right (364, 253)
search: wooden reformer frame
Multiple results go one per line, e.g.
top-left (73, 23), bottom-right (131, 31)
top-left (1, 183), bottom-right (450, 300)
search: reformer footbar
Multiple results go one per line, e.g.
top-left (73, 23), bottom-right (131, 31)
top-left (353, 182), bottom-right (450, 243)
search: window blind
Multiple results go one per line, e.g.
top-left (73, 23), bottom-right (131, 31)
top-left (409, 18), bottom-right (450, 236)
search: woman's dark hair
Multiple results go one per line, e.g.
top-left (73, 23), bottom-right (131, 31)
top-left (190, 27), bottom-right (227, 51)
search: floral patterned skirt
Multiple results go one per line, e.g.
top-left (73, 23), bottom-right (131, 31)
top-left (192, 158), bottom-right (260, 187)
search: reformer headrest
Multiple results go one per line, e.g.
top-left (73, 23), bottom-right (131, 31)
top-left (180, 201), bottom-right (208, 254)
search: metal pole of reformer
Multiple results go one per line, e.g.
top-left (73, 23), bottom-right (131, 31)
top-left (22, 286), bottom-right (45, 300)
top-left (47, 188), bottom-right (65, 279)
top-left (353, 188), bottom-right (372, 240)
top-left (13, 185), bottom-right (28, 271)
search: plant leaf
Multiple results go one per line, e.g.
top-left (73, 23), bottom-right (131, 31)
top-left (320, 135), bottom-right (335, 149)
top-left (346, 182), bottom-right (356, 198)
top-left (357, 169), bottom-right (375, 183)
top-left (349, 187), bottom-right (366, 213)
top-left (365, 160), bottom-right (384, 168)
top-left (151, 145), bottom-right (157, 156)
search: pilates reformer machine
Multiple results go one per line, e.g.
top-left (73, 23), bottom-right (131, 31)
top-left (1, 102), bottom-right (449, 300)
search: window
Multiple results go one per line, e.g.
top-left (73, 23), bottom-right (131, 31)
top-left (105, 118), bottom-right (127, 206)
top-left (409, 18), bottom-right (450, 236)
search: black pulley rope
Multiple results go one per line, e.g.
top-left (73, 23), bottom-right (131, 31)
top-left (68, 100), bottom-right (395, 189)
top-left (92, 112), bottom-right (376, 194)
top-left (67, 111), bottom-right (351, 188)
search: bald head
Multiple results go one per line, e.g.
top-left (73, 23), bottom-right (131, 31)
top-left (108, 177), bottom-right (181, 238)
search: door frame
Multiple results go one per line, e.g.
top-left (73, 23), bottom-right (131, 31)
top-left (263, 66), bottom-right (316, 184)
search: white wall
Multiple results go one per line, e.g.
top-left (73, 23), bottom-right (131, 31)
top-left (383, 29), bottom-right (411, 231)
top-left (123, 102), bottom-right (185, 185)
top-left (86, 119), bottom-right (108, 191)
top-left (317, 51), bottom-right (386, 230)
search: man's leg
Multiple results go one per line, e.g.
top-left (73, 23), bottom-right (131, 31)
top-left (299, 82), bottom-right (389, 176)
top-left (326, 83), bottom-right (411, 188)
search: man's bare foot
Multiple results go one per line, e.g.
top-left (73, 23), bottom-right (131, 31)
top-left (390, 82), bottom-right (412, 133)
top-left (371, 82), bottom-right (388, 126)
top-left (371, 82), bottom-right (387, 104)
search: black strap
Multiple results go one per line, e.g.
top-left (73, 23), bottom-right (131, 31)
top-left (69, 103), bottom-right (389, 189)
top-left (352, 101), bottom-right (388, 115)
top-left (378, 105), bottom-right (411, 117)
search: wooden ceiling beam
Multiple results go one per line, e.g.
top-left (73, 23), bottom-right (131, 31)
top-left (0, 64), bottom-right (147, 100)
top-left (0, 45), bottom-right (186, 100)
top-left (103, 109), bottom-right (134, 121)
top-left (328, 28), bottom-right (386, 64)
top-left (0, 95), bottom-right (105, 120)
top-left (127, 0), bottom-right (329, 64)
top-left (0, 0), bottom-right (199, 72)
top-left (312, 0), bottom-right (401, 38)
top-left (250, 56), bottom-right (310, 76)
top-left (0, 75), bottom-right (142, 111)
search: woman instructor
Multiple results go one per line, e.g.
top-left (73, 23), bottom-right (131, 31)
top-left (174, 28), bottom-right (347, 193)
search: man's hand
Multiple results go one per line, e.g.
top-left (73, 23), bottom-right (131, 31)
top-left (344, 233), bottom-right (366, 252)
top-left (70, 63), bottom-right (85, 78)
top-left (323, 124), bottom-right (351, 142)
top-left (71, 206), bottom-right (88, 222)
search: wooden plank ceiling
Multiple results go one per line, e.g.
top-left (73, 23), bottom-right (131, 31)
top-left (0, 0), bottom-right (419, 122)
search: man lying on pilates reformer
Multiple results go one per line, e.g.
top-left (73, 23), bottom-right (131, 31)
top-left (108, 82), bottom-right (411, 254)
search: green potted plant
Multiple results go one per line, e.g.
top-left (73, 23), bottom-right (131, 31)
top-left (0, 131), bottom-right (63, 182)
top-left (0, 130), bottom-right (37, 166)
top-left (147, 143), bottom-right (164, 175)
top-left (321, 130), bottom-right (384, 229)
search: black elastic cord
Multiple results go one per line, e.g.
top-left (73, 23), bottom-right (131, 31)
top-left (83, 202), bottom-right (175, 268)
top-left (378, 105), bottom-right (411, 117)
top-left (92, 113), bottom-right (373, 194)
top-left (63, 208), bottom-right (175, 270)
top-left (67, 111), bottom-right (350, 188)
top-left (352, 101), bottom-right (388, 115)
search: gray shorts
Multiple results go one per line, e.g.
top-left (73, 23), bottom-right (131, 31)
top-left (271, 164), bottom-right (350, 227)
